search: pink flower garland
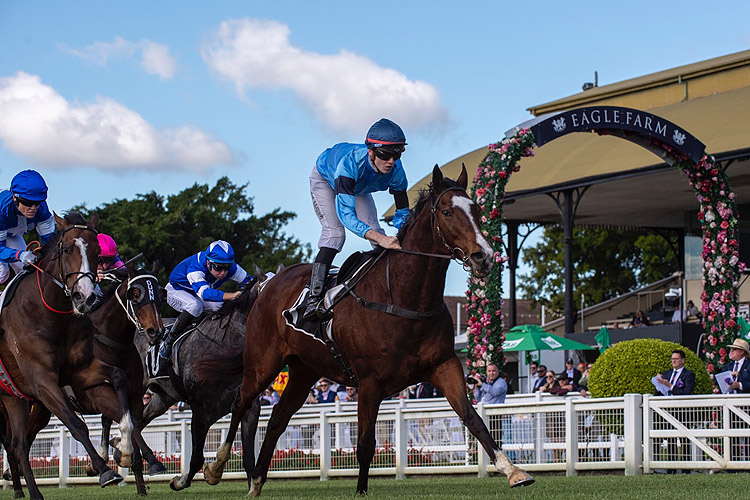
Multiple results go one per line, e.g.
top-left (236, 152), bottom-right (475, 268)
top-left (466, 129), bottom-right (536, 380)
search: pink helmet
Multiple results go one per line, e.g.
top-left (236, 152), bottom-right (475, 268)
top-left (97, 233), bottom-right (118, 257)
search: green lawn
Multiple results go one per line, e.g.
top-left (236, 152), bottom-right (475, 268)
top-left (18, 473), bottom-right (749, 500)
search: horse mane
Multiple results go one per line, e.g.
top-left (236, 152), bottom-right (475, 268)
top-left (39, 212), bottom-right (88, 261)
top-left (396, 177), bottom-right (463, 240)
top-left (214, 285), bottom-right (256, 319)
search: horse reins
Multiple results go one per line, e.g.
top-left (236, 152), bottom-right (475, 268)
top-left (29, 224), bottom-right (99, 313)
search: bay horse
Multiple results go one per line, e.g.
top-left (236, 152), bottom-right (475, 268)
top-left (2, 267), bottom-right (166, 497)
top-left (204, 166), bottom-right (535, 496)
top-left (102, 271), bottom-right (268, 491)
top-left (0, 213), bottom-right (135, 499)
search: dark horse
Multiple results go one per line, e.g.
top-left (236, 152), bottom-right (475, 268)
top-left (204, 166), bottom-right (535, 496)
top-left (0, 213), bottom-right (136, 499)
top-left (1, 267), bottom-right (166, 497)
top-left (101, 271), bottom-right (267, 491)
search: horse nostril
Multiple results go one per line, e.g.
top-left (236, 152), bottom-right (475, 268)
top-left (71, 291), bottom-right (83, 304)
top-left (470, 252), bottom-right (486, 264)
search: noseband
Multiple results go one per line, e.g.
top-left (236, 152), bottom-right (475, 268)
top-left (36, 225), bottom-right (99, 297)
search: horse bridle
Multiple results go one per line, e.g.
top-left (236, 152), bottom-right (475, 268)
top-left (395, 186), bottom-right (476, 273)
top-left (114, 274), bottom-right (161, 331)
top-left (39, 225), bottom-right (99, 297)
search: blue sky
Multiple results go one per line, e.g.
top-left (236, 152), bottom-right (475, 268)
top-left (1, 1), bottom-right (749, 296)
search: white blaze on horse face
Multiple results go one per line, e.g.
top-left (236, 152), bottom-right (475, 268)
top-left (451, 196), bottom-right (493, 258)
top-left (74, 238), bottom-right (95, 298)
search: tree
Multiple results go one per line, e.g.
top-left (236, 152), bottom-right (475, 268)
top-left (72, 177), bottom-right (311, 283)
top-left (518, 226), bottom-right (678, 316)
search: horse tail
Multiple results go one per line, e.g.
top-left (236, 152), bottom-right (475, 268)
top-left (195, 351), bottom-right (244, 385)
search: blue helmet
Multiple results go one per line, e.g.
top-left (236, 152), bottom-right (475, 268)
top-left (205, 240), bottom-right (235, 264)
top-left (365, 118), bottom-right (407, 150)
top-left (10, 170), bottom-right (48, 201)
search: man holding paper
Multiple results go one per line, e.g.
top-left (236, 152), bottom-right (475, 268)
top-left (655, 349), bottom-right (695, 396)
top-left (725, 339), bottom-right (750, 394)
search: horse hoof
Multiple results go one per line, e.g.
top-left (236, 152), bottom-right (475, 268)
top-left (2, 468), bottom-right (11, 481)
top-left (99, 470), bottom-right (124, 488)
top-left (119, 454), bottom-right (133, 468)
top-left (148, 461), bottom-right (168, 475)
top-left (355, 490), bottom-right (368, 496)
top-left (508, 468), bottom-right (535, 488)
top-left (13, 491), bottom-right (24, 499)
top-left (169, 476), bottom-right (185, 491)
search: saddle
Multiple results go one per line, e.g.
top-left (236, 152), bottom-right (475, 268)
top-left (0, 270), bottom-right (30, 314)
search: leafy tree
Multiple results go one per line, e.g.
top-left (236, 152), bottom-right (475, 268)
top-left (72, 177), bottom-right (311, 283)
top-left (518, 226), bottom-right (677, 316)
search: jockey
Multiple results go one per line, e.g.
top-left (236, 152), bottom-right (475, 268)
top-left (0, 170), bottom-right (55, 283)
top-left (159, 240), bottom-right (253, 360)
top-left (96, 233), bottom-right (125, 279)
top-left (304, 118), bottom-right (410, 318)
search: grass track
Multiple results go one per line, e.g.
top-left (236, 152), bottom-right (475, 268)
top-left (16, 473), bottom-right (748, 500)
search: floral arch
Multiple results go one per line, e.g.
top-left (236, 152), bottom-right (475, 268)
top-left (465, 106), bottom-right (743, 380)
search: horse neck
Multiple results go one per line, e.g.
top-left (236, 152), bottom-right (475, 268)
top-left (94, 280), bottom-right (135, 344)
top-left (390, 206), bottom-right (450, 308)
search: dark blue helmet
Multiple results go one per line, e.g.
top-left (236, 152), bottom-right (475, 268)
top-left (205, 240), bottom-right (235, 264)
top-left (10, 170), bottom-right (48, 202)
top-left (365, 118), bottom-right (407, 151)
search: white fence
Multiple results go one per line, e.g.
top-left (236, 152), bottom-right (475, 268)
top-left (4, 393), bottom-right (750, 489)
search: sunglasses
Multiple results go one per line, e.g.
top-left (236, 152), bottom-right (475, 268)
top-left (210, 262), bottom-right (231, 272)
top-left (15, 197), bottom-right (42, 207)
top-left (319, 383), bottom-right (329, 387)
top-left (546, 375), bottom-right (554, 379)
top-left (99, 256), bottom-right (117, 266)
top-left (374, 148), bottom-right (402, 161)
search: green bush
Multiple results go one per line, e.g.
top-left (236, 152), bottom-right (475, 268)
top-left (588, 338), bottom-right (712, 397)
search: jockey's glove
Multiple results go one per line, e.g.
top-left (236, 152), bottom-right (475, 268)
top-left (18, 250), bottom-right (37, 266)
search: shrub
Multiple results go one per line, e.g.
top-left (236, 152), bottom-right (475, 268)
top-left (588, 338), bottom-right (712, 397)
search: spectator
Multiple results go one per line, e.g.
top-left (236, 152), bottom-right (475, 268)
top-left (631, 310), bottom-right (650, 328)
top-left (528, 361), bottom-right (540, 392)
top-left (532, 364), bottom-right (548, 392)
top-left (306, 389), bottom-right (317, 405)
top-left (475, 364), bottom-right (507, 404)
top-left (538, 370), bottom-right (559, 393)
top-left (142, 390), bottom-right (153, 406)
top-left (579, 363), bottom-right (592, 390)
top-left (726, 339), bottom-right (750, 394)
top-left (686, 300), bottom-right (701, 319)
top-left (316, 378), bottom-right (337, 403)
top-left (415, 382), bottom-right (443, 399)
top-left (564, 359), bottom-right (582, 386)
top-left (655, 349), bottom-right (695, 396)
top-left (342, 386), bottom-right (358, 402)
top-left (551, 373), bottom-right (575, 396)
top-left (260, 386), bottom-right (280, 406)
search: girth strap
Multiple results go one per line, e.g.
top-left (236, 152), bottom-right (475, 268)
top-left (347, 290), bottom-right (446, 320)
top-left (95, 333), bottom-right (131, 352)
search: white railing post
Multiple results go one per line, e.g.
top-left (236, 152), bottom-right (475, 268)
top-left (623, 393), bottom-right (642, 476)
top-left (394, 408), bottom-right (406, 479)
top-left (180, 420), bottom-right (192, 476)
top-left (320, 411), bottom-right (330, 481)
top-left (565, 398), bottom-right (578, 476)
top-left (642, 394), bottom-right (652, 473)
top-left (59, 428), bottom-right (70, 488)
top-left (2, 447), bottom-right (8, 490)
top-left (476, 402), bottom-right (488, 477)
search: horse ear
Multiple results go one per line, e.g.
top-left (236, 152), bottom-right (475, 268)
top-left (254, 264), bottom-right (264, 276)
top-left (54, 212), bottom-right (67, 230)
top-left (431, 165), bottom-right (443, 189)
top-left (89, 212), bottom-right (99, 229)
top-left (151, 259), bottom-right (161, 275)
top-left (457, 163), bottom-right (468, 190)
top-left (276, 262), bottom-right (286, 274)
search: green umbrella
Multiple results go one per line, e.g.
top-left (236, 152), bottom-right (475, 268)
top-left (503, 324), bottom-right (596, 351)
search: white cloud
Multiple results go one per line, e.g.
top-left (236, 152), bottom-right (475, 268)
top-left (62, 37), bottom-right (177, 80)
top-left (0, 72), bottom-right (235, 171)
top-left (201, 18), bottom-right (449, 135)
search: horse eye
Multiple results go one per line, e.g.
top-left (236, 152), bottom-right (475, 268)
top-left (441, 209), bottom-right (451, 217)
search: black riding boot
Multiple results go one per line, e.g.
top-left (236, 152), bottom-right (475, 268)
top-left (159, 311), bottom-right (193, 360)
top-left (303, 262), bottom-right (330, 319)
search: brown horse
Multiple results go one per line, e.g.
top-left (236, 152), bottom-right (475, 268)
top-left (0, 213), bottom-right (135, 499)
top-left (204, 166), bottom-right (534, 496)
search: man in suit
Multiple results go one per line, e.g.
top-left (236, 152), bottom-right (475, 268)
top-left (655, 349), bottom-right (695, 396)
top-left (564, 359), bottom-right (582, 387)
top-left (315, 378), bottom-right (337, 403)
top-left (726, 339), bottom-right (750, 393)
top-left (532, 364), bottom-right (548, 392)
top-left (654, 349), bottom-right (694, 473)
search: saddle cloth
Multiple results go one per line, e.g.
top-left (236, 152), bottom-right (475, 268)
top-left (282, 251), bottom-right (378, 344)
top-left (145, 327), bottom-right (194, 379)
top-left (0, 269), bottom-right (30, 317)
